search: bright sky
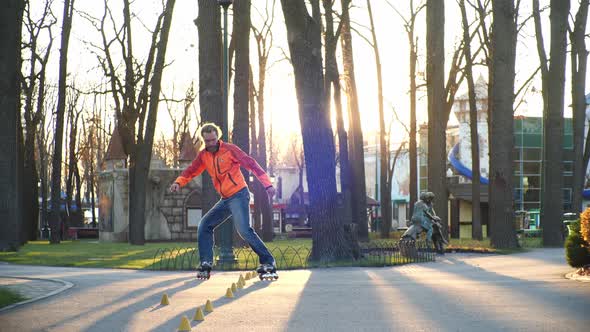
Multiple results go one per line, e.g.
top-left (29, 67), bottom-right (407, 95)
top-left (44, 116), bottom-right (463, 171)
top-left (35, 0), bottom-right (587, 155)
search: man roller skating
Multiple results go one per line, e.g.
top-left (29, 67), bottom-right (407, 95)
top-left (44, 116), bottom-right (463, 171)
top-left (169, 123), bottom-right (277, 280)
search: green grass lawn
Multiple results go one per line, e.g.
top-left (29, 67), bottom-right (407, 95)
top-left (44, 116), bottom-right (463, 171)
top-left (0, 240), bottom-right (189, 269)
top-left (0, 287), bottom-right (26, 309)
top-left (0, 236), bottom-right (541, 270)
top-left (0, 239), bottom-right (314, 270)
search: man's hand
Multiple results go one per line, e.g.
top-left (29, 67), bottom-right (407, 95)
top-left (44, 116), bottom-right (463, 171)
top-left (169, 182), bottom-right (180, 193)
top-left (266, 186), bottom-right (276, 202)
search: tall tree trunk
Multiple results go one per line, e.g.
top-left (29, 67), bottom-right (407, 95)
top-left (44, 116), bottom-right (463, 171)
top-left (407, 3), bottom-right (420, 219)
top-left (542, 0), bottom-right (570, 246)
top-left (249, 66), bottom-right (262, 233)
top-left (489, 0), bottom-right (518, 248)
top-left (460, 0), bottom-right (482, 240)
top-left (533, 0), bottom-right (550, 244)
top-left (366, 0), bottom-right (390, 238)
top-left (249, 2), bottom-right (273, 239)
top-left (74, 163), bottom-right (82, 226)
top-left (324, 0), bottom-right (353, 229)
top-left (341, 0), bottom-right (369, 241)
top-left (473, 0), bottom-right (493, 237)
top-left (88, 129), bottom-right (97, 227)
top-left (253, 24), bottom-right (273, 242)
top-left (49, 0), bottom-right (75, 244)
top-left (196, 0), bottom-right (225, 242)
top-left (232, 0), bottom-right (268, 242)
top-left (67, 106), bottom-right (82, 227)
top-left (23, 124), bottom-right (40, 241)
top-left (27, 33), bottom-right (51, 239)
top-left (570, 1), bottom-right (588, 214)
top-left (38, 128), bottom-right (49, 237)
top-left (426, 0), bottom-right (447, 233)
top-left (0, 0), bottom-right (24, 251)
top-left (232, 0), bottom-right (250, 152)
top-left (281, 0), bottom-right (351, 261)
top-left (128, 0), bottom-right (176, 245)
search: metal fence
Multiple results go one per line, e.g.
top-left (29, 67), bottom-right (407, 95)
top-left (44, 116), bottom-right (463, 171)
top-left (150, 240), bottom-right (436, 271)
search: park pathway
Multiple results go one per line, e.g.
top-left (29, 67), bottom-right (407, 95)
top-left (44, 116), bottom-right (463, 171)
top-left (0, 248), bottom-right (588, 331)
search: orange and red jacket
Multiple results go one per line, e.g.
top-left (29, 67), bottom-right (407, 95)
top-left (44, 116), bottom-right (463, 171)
top-left (174, 140), bottom-right (272, 198)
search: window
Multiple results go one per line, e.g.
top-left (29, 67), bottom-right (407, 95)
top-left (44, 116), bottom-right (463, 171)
top-left (563, 161), bottom-right (573, 174)
top-left (523, 148), bottom-right (541, 160)
top-left (187, 208), bottom-right (202, 228)
top-left (522, 162), bottom-right (541, 175)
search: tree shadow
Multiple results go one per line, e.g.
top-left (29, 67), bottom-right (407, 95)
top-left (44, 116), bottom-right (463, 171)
top-left (413, 254), bottom-right (590, 323)
top-left (148, 278), bottom-right (272, 331)
top-left (283, 251), bottom-right (590, 332)
top-left (38, 272), bottom-right (196, 331)
top-left (284, 268), bottom-right (402, 331)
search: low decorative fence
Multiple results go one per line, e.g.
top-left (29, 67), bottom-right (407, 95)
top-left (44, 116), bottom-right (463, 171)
top-left (150, 240), bottom-right (436, 271)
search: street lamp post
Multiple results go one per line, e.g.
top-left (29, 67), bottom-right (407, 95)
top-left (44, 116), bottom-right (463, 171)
top-left (217, 0), bottom-right (236, 267)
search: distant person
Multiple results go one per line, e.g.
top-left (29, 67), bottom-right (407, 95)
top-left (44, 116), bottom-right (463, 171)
top-left (169, 123), bottom-right (277, 280)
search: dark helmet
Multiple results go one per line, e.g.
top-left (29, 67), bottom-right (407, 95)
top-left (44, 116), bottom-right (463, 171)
top-left (420, 191), bottom-right (435, 201)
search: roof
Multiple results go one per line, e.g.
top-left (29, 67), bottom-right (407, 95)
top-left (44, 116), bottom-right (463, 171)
top-left (104, 126), bottom-right (127, 160)
top-left (456, 75), bottom-right (488, 101)
top-left (291, 191), bottom-right (380, 207)
top-left (448, 183), bottom-right (489, 203)
top-left (178, 132), bottom-right (198, 161)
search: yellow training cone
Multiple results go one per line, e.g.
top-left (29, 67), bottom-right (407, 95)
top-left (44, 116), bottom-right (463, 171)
top-left (160, 293), bottom-right (170, 305)
top-left (225, 288), bottom-right (234, 298)
top-left (231, 282), bottom-right (237, 293)
top-left (237, 280), bottom-right (244, 289)
top-left (193, 307), bottom-right (205, 321)
top-left (205, 299), bottom-right (214, 312)
top-left (239, 274), bottom-right (245, 283)
top-left (177, 315), bottom-right (191, 331)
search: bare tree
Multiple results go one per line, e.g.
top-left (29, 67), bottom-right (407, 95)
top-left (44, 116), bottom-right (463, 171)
top-left (534, 0), bottom-right (570, 245)
top-left (129, 0), bottom-right (177, 245)
top-left (426, 0), bottom-right (447, 235)
top-left (280, 0), bottom-right (353, 261)
top-left (248, 0), bottom-right (275, 241)
top-left (82, 0), bottom-right (177, 244)
top-left (543, 0), bottom-right (570, 246)
top-left (21, 0), bottom-right (56, 241)
top-left (365, 0), bottom-right (394, 238)
top-left (65, 88), bottom-right (83, 228)
top-left (489, 0), bottom-right (518, 248)
top-left (195, 0), bottom-right (225, 239)
top-left (341, 0), bottom-right (369, 241)
top-left (459, 0), bottom-right (483, 240)
top-left (164, 83), bottom-right (197, 167)
top-left (49, 0), bottom-right (75, 244)
top-left (389, 0), bottom-right (425, 220)
top-left (569, 0), bottom-right (589, 214)
top-left (323, 0), bottom-right (353, 234)
top-left (37, 86), bottom-right (57, 237)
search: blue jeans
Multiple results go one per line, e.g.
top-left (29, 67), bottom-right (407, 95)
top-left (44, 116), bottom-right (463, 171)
top-left (197, 187), bottom-right (275, 265)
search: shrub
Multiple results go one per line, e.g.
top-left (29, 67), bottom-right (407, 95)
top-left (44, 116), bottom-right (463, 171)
top-left (565, 227), bottom-right (590, 268)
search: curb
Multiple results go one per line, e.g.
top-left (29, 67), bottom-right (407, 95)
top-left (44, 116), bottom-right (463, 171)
top-left (565, 271), bottom-right (590, 283)
top-left (0, 276), bottom-right (74, 313)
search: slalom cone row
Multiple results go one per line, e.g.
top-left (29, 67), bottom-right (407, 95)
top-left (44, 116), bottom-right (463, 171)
top-left (173, 273), bottom-right (252, 330)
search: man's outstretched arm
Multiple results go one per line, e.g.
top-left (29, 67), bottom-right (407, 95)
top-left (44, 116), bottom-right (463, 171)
top-left (225, 143), bottom-right (273, 189)
top-left (174, 152), bottom-right (206, 187)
